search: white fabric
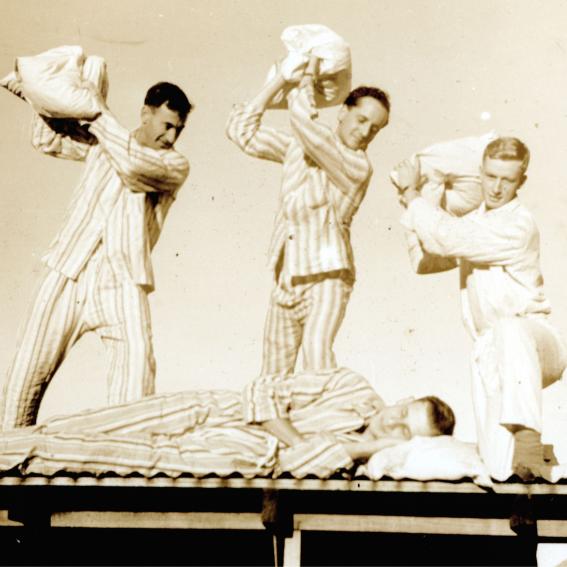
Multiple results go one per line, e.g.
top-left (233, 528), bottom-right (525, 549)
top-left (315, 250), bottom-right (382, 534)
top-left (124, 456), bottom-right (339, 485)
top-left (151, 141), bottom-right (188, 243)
top-left (472, 318), bottom-right (567, 481)
top-left (391, 131), bottom-right (498, 216)
top-left (402, 197), bottom-right (567, 480)
top-left (537, 544), bottom-right (567, 567)
top-left (1, 45), bottom-right (108, 119)
top-left (365, 435), bottom-right (492, 487)
top-left (265, 24), bottom-right (352, 109)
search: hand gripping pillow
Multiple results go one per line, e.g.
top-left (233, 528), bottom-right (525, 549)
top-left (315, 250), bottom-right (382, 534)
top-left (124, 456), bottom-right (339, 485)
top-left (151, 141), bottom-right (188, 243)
top-left (366, 435), bottom-right (492, 487)
top-left (265, 24), bottom-right (352, 109)
top-left (391, 131), bottom-right (498, 217)
top-left (1, 45), bottom-right (108, 119)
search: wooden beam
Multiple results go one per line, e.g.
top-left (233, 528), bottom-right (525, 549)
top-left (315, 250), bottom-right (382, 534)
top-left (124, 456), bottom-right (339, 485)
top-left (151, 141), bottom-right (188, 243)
top-left (294, 514), bottom-right (517, 536)
top-left (51, 511), bottom-right (264, 530)
top-left (283, 530), bottom-right (301, 567)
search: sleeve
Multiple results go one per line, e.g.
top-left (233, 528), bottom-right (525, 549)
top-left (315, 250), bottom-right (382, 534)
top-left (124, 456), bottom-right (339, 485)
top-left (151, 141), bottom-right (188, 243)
top-left (147, 192), bottom-right (178, 250)
top-left (404, 197), bottom-right (532, 266)
top-left (225, 102), bottom-right (291, 163)
top-left (289, 86), bottom-right (372, 196)
top-left (31, 113), bottom-right (95, 161)
top-left (276, 433), bottom-right (354, 478)
top-left (242, 373), bottom-right (295, 424)
top-left (401, 222), bottom-right (458, 275)
top-left (88, 111), bottom-right (189, 194)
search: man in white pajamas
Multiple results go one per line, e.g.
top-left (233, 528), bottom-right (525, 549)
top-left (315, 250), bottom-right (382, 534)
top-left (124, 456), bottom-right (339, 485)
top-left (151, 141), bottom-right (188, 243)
top-left (1, 81), bottom-right (191, 429)
top-left (227, 56), bottom-right (390, 376)
top-left (393, 137), bottom-right (567, 480)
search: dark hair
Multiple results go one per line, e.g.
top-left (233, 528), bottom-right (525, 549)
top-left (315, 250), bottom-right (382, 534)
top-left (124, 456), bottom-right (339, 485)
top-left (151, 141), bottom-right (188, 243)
top-left (144, 82), bottom-right (192, 121)
top-left (418, 395), bottom-right (456, 436)
top-left (343, 86), bottom-right (391, 113)
top-left (483, 137), bottom-right (530, 174)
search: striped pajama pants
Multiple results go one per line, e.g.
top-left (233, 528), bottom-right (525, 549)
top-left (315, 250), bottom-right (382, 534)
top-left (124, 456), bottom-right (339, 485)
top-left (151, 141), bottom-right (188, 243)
top-left (0, 248), bottom-right (155, 429)
top-left (261, 272), bottom-right (352, 375)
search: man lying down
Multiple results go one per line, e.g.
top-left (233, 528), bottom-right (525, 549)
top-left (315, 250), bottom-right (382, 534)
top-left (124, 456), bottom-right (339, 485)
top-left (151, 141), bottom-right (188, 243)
top-left (0, 368), bottom-right (455, 479)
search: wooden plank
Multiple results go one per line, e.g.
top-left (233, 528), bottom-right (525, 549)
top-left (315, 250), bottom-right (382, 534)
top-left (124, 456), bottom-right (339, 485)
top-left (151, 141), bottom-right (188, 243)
top-left (294, 514), bottom-right (516, 536)
top-left (51, 511), bottom-right (264, 530)
top-left (0, 510), bottom-right (21, 527)
top-left (538, 521), bottom-right (567, 538)
top-left (283, 530), bottom-right (301, 567)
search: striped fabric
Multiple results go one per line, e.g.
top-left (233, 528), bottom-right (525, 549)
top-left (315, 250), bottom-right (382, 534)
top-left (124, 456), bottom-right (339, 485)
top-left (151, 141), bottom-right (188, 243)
top-left (226, 86), bottom-right (372, 278)
top-left (261, 275), bottom-right (352, 375)
top-left (0, 368), bottom-right (385, 479)
top-left (1, 111), bottom-right (188, 429)
top-left (33, 111), bottom-right (189, 292)
top-left (227, 85), bottom-right (372, 374)
top-left (1, 246), bottom-right (155, 429)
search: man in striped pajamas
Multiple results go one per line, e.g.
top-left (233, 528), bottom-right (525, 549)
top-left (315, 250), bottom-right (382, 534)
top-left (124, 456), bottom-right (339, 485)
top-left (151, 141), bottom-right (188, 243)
top-left (1, 82), bottom-right (191, 429)
top-left (227, 56), bottom-right (390, 376)
top-left (0, 367), bottom-right (456, 478)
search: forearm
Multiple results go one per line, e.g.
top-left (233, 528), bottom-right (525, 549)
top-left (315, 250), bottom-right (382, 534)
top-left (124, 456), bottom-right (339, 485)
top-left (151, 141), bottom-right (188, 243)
top-left (289, 64), bottom-right (369, 194)
top-left (248, 71), bottom-right (287, 112)
top-left (261, 418), bottom-right (305, 447)
top-left (342, 438), bottom-right (403, 461)
top-left (406, 198), bottom-right (527, 264)
top-left (89, 111), bottom-right (187, 192)
top-left (31, 114), bottom-right (93, 161)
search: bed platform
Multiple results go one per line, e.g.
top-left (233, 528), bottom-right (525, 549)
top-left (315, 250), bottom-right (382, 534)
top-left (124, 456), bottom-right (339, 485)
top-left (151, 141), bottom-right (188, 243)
top-left (1, 474), bottom-right (567, 565)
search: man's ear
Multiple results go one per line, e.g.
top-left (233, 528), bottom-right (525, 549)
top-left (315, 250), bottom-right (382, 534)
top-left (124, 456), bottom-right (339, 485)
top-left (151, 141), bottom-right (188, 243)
top-left (518, 173), bottom-right (527, 190)
top-left (141, 105), bottom-right (152, 124)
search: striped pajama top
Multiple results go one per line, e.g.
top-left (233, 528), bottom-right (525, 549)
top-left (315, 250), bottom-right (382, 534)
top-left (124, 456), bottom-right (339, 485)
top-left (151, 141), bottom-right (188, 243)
top-left (226, 86), bottom-right (373, 280)
top-left (0, 368), bottom-right (385, 479)
top-left (31, 111), bottom-right (189, 292)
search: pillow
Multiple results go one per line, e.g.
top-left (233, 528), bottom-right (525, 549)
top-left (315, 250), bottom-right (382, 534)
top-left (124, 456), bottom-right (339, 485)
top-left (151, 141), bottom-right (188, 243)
top-left (365, 435), bottom-right (492, 487)
top-left (265, 24), bottom-right (352, 109)
top-left (391, 132), bottom-right (498, 217)
top-left (1, 45), bottom-right (108, 119)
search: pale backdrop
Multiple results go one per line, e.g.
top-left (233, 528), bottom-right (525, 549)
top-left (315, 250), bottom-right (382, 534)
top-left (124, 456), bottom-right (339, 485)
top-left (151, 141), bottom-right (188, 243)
top-left (1, 0), bottom-right (567, 448)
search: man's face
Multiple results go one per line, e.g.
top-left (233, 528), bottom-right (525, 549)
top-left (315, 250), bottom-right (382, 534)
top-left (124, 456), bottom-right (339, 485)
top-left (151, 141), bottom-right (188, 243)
top-left (336, 96), bottom-right (389, 151)
top-left (139, 103), bottom-right (185, 150)
top-left (480, 157), bottom-right (526, 210)
top-left (365, 400), bottom-right (436, 441)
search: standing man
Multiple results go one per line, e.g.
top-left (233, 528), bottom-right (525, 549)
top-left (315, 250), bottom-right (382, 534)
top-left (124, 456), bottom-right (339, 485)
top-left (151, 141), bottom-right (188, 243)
top-left (227, 56), bottom-right (390, 376)
top-left (1, 81), bottom-right (191, 429)
top-left (393, 137), bottom-right (567, 480)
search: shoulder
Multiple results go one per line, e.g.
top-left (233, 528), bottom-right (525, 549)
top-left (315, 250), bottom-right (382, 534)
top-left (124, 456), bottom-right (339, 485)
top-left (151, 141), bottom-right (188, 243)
top-left (504, 200), bottom-right (539, 235)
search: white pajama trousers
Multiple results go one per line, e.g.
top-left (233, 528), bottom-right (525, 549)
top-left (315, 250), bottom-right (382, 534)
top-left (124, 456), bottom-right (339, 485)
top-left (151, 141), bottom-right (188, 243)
top-left (471, 316), bottom-right (567, 480)
top-left (0, 252), bottom-right (155, 429)
top-left (261, 276), bottom-right (352, 375)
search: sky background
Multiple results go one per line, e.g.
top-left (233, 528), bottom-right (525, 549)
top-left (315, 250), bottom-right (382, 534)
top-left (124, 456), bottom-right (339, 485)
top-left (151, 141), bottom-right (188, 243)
top-left (1, 0), bottom-right (567, 451)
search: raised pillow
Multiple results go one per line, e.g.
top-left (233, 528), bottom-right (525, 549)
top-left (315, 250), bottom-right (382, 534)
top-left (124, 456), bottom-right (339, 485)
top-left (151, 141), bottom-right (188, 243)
top-left (391, 132), bottom-right (498, 217)
top-left (365, 435), bottom-right (492, 487)
top-left (265, 24), bottom-right (352, 109)
top-left (1, 45), bottom-right (108, 119)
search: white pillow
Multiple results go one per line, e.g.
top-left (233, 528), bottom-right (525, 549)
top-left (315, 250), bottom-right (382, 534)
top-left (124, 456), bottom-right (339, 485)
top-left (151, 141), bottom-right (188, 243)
top-left (366, 436), bottom-right (492, 487)
top-left (391, 132), bottom-right (498, 217)
top-left (265, 24), bottom-right (352, 109)
top-left (1, 45), bottom-right (108, 119)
